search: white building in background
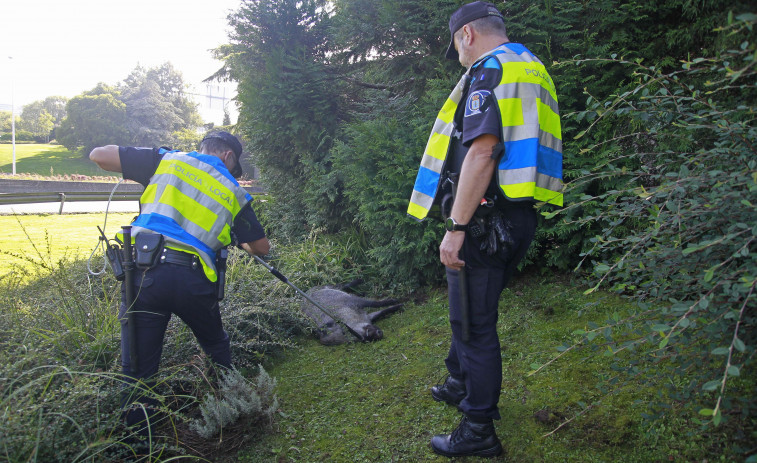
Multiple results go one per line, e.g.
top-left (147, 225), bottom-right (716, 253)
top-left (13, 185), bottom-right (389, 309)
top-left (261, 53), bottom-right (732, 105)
top-left (188, 81), bottom-right (259, 180)
top-left (189, 82), bottom-right (239, 127)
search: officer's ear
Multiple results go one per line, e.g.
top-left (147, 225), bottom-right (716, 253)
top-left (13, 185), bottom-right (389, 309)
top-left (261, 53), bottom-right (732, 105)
top-left (222, 149), bottom-right (237, 170)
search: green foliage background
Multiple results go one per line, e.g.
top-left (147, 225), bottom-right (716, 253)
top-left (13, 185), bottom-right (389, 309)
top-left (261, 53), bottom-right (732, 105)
top-left (214, 0), bottom-right (756, 452)
top-left (56, 64), bottom-right (203, 156)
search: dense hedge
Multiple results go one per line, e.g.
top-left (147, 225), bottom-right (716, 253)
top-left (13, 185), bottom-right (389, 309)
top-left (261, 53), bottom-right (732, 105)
top-left (214, 0), bottom-right (756, 452)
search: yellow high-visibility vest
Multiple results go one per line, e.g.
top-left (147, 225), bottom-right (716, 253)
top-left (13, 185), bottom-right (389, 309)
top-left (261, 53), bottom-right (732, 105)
top-left (121, 150), bottom-right (251, 282)
top-left (408, 43), bottom-right (564, 221)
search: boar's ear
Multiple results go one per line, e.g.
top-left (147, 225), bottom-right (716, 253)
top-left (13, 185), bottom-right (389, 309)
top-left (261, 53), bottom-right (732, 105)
top-left (340, 279), bottom-right (364, 293)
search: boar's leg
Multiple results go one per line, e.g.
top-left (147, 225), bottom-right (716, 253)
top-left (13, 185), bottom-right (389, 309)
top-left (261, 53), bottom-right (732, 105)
top-left (367, 303), bottom-right (404, 322)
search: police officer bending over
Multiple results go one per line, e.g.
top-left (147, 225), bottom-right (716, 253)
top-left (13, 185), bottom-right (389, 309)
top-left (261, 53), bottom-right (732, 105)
top-left (90, 131), bottom-right (269, 436)
top-left (408, 1), bottom-right (564, 458)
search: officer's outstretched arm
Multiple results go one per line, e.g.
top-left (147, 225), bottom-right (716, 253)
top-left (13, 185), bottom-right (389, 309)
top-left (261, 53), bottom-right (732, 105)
top-left (89, 145), bottom-right (122, 173)
top-left (241, 238), bottom-right (270, 257)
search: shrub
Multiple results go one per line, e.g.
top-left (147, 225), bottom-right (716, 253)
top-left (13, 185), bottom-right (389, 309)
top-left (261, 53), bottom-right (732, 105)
top-left (191, 366), bottom-right (277, 438)
top-left (545, 13), bottom-right (756, 436)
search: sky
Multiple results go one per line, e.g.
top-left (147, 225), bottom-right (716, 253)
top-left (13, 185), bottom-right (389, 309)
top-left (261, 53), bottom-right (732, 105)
top-left (0, 0), bottom-right (244, 124)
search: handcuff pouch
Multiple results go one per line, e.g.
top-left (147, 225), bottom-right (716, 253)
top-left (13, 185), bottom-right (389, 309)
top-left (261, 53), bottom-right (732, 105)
top-left (134, 233), bottom-right (164, 269)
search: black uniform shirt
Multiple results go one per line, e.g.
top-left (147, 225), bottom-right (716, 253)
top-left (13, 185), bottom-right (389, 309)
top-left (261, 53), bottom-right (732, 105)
top-left (448, 55), bottom-right (504, 175)
top-left (119, 146), bottom-right (266, 245)
top-left (460, 56), bottom-right (503, 146)
top-left (449, 54), bottom-right (516, 269)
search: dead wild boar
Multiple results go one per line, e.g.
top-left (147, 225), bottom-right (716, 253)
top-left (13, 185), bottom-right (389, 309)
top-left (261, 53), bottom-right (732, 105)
top-left (301, 286), bottom-right (403, 346)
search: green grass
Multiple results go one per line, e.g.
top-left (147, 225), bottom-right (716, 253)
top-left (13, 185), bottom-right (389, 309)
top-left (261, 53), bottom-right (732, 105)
top-left (238, 276), bottom-right (746, 463)
top-left (0, 143), bottom-right (109, 177)
top-left (0, 214), bottom-right (750, 462)
top-left (0, 213), bottom-right (135, 277)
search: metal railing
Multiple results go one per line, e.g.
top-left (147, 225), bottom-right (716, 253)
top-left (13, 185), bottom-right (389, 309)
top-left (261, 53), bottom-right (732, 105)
top-left (0, 190), bottom-right (265, 214)
top-left (0, 191), bottom-right (142, 214)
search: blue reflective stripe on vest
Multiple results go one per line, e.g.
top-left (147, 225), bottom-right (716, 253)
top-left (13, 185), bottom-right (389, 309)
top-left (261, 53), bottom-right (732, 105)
top-left (500, 139), bottom-right (563, 180)
top-left (413, 166), bottom-right (442, 198)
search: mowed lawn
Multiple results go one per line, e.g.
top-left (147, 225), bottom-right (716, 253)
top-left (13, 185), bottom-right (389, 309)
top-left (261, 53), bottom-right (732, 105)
top-left (0, 213), bottom-right (135, 277)
top-left (0, 143), bottom-right (110, 177)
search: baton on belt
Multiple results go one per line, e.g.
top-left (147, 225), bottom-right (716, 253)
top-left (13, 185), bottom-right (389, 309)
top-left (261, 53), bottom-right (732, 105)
top-left (121, 226), bottom-right (139, 374)
top-left (252, 255), bottom-right (365, 342)
top-left (448, 176), bottom-right (471, 343)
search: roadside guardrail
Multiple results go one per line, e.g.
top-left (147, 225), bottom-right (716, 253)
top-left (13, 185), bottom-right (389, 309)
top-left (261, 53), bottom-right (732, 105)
top-left (0, 190), bottom-right (264, 214)
top-left (0, 191), bottom-right (142, 214)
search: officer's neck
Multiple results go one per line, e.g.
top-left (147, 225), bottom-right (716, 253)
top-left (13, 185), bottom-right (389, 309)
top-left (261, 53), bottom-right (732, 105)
top-left (466, 35), bottom-right (509, 69)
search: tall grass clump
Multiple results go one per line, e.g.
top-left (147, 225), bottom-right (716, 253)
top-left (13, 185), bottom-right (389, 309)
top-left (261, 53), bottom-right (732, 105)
top-left (1, 221), bottom-right (361, 461)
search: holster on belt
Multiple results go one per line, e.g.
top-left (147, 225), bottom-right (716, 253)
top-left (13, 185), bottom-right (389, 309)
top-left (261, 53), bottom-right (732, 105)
top-left (134, 233), bottom-right (164, 269)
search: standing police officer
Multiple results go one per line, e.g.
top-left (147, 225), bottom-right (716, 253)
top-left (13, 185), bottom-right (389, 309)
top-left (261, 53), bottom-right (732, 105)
top-left (407, 2), bottom-right (563, 457)
top-left (90, 131), bottom-right (270, 437)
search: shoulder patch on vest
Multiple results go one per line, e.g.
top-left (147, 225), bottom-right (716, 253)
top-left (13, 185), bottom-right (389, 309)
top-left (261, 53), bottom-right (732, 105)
top-left (464, 90), bottom-right (492, 117)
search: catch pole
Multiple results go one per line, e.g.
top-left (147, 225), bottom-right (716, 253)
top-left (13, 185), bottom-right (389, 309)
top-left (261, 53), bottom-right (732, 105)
top-left (252, 255), bottom-right (365, 341)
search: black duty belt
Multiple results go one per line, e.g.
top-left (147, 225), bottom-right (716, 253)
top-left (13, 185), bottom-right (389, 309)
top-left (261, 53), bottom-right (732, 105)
top-left (159, 248), bottom-right (200, 269)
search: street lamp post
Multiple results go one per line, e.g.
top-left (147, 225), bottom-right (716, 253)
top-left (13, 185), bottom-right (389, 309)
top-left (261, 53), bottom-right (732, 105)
top-left (8, 56), bottom-right (16, 175)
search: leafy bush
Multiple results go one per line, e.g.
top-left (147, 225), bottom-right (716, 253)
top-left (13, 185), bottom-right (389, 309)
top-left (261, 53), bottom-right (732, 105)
top-left (0, 130), bottom-right (36, 142)
top-left (330, 93), bottom-right (446, 287)
top-left (547, 13), bottom-right (756, 434)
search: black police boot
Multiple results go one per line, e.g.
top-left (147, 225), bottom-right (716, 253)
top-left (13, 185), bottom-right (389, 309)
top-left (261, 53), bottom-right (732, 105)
top-left (430, 375), bottom-right (466, 407)
top-left (430, 415), bottom-right (503, 458)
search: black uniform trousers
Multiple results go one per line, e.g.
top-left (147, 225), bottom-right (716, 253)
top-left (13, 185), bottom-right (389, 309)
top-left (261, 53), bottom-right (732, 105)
top-left (119, 260), bottom-right (230, 431)
top-left (444, 203), bottom-right (536, 421)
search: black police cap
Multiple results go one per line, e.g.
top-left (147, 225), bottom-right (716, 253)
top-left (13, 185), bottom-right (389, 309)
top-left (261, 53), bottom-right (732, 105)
top-left (445, 1), bottom-right (505, 60)
top-left (202, 131), bottom-right (244, 178)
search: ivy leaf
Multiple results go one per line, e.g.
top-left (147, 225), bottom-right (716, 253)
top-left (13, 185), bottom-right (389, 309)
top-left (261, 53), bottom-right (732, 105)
top-left (733, 338), bottom-right (746, 353)
top-left (702, 380), bottom-right (720, 391)
top-left (584, 284), bottom-right (599, 295)
top-left (594, 263), bottom-right (611, 273)
top-left (711, 347), bottom-right (730, 355)
top-left (735, 13), bottom-right (757, 22)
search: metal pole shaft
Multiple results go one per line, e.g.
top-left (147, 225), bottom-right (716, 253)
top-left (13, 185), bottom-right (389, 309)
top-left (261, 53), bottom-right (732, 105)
top-left (9, 56), bottom-right (16, 176)
top-left (252, 255), bottom-right (365, 341)
top-left (122, 226), bottom-right (138, 374)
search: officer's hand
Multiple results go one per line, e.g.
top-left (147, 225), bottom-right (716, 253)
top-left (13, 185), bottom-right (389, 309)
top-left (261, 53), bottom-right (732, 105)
top-left (440, 231), bottom-right (465, 270)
